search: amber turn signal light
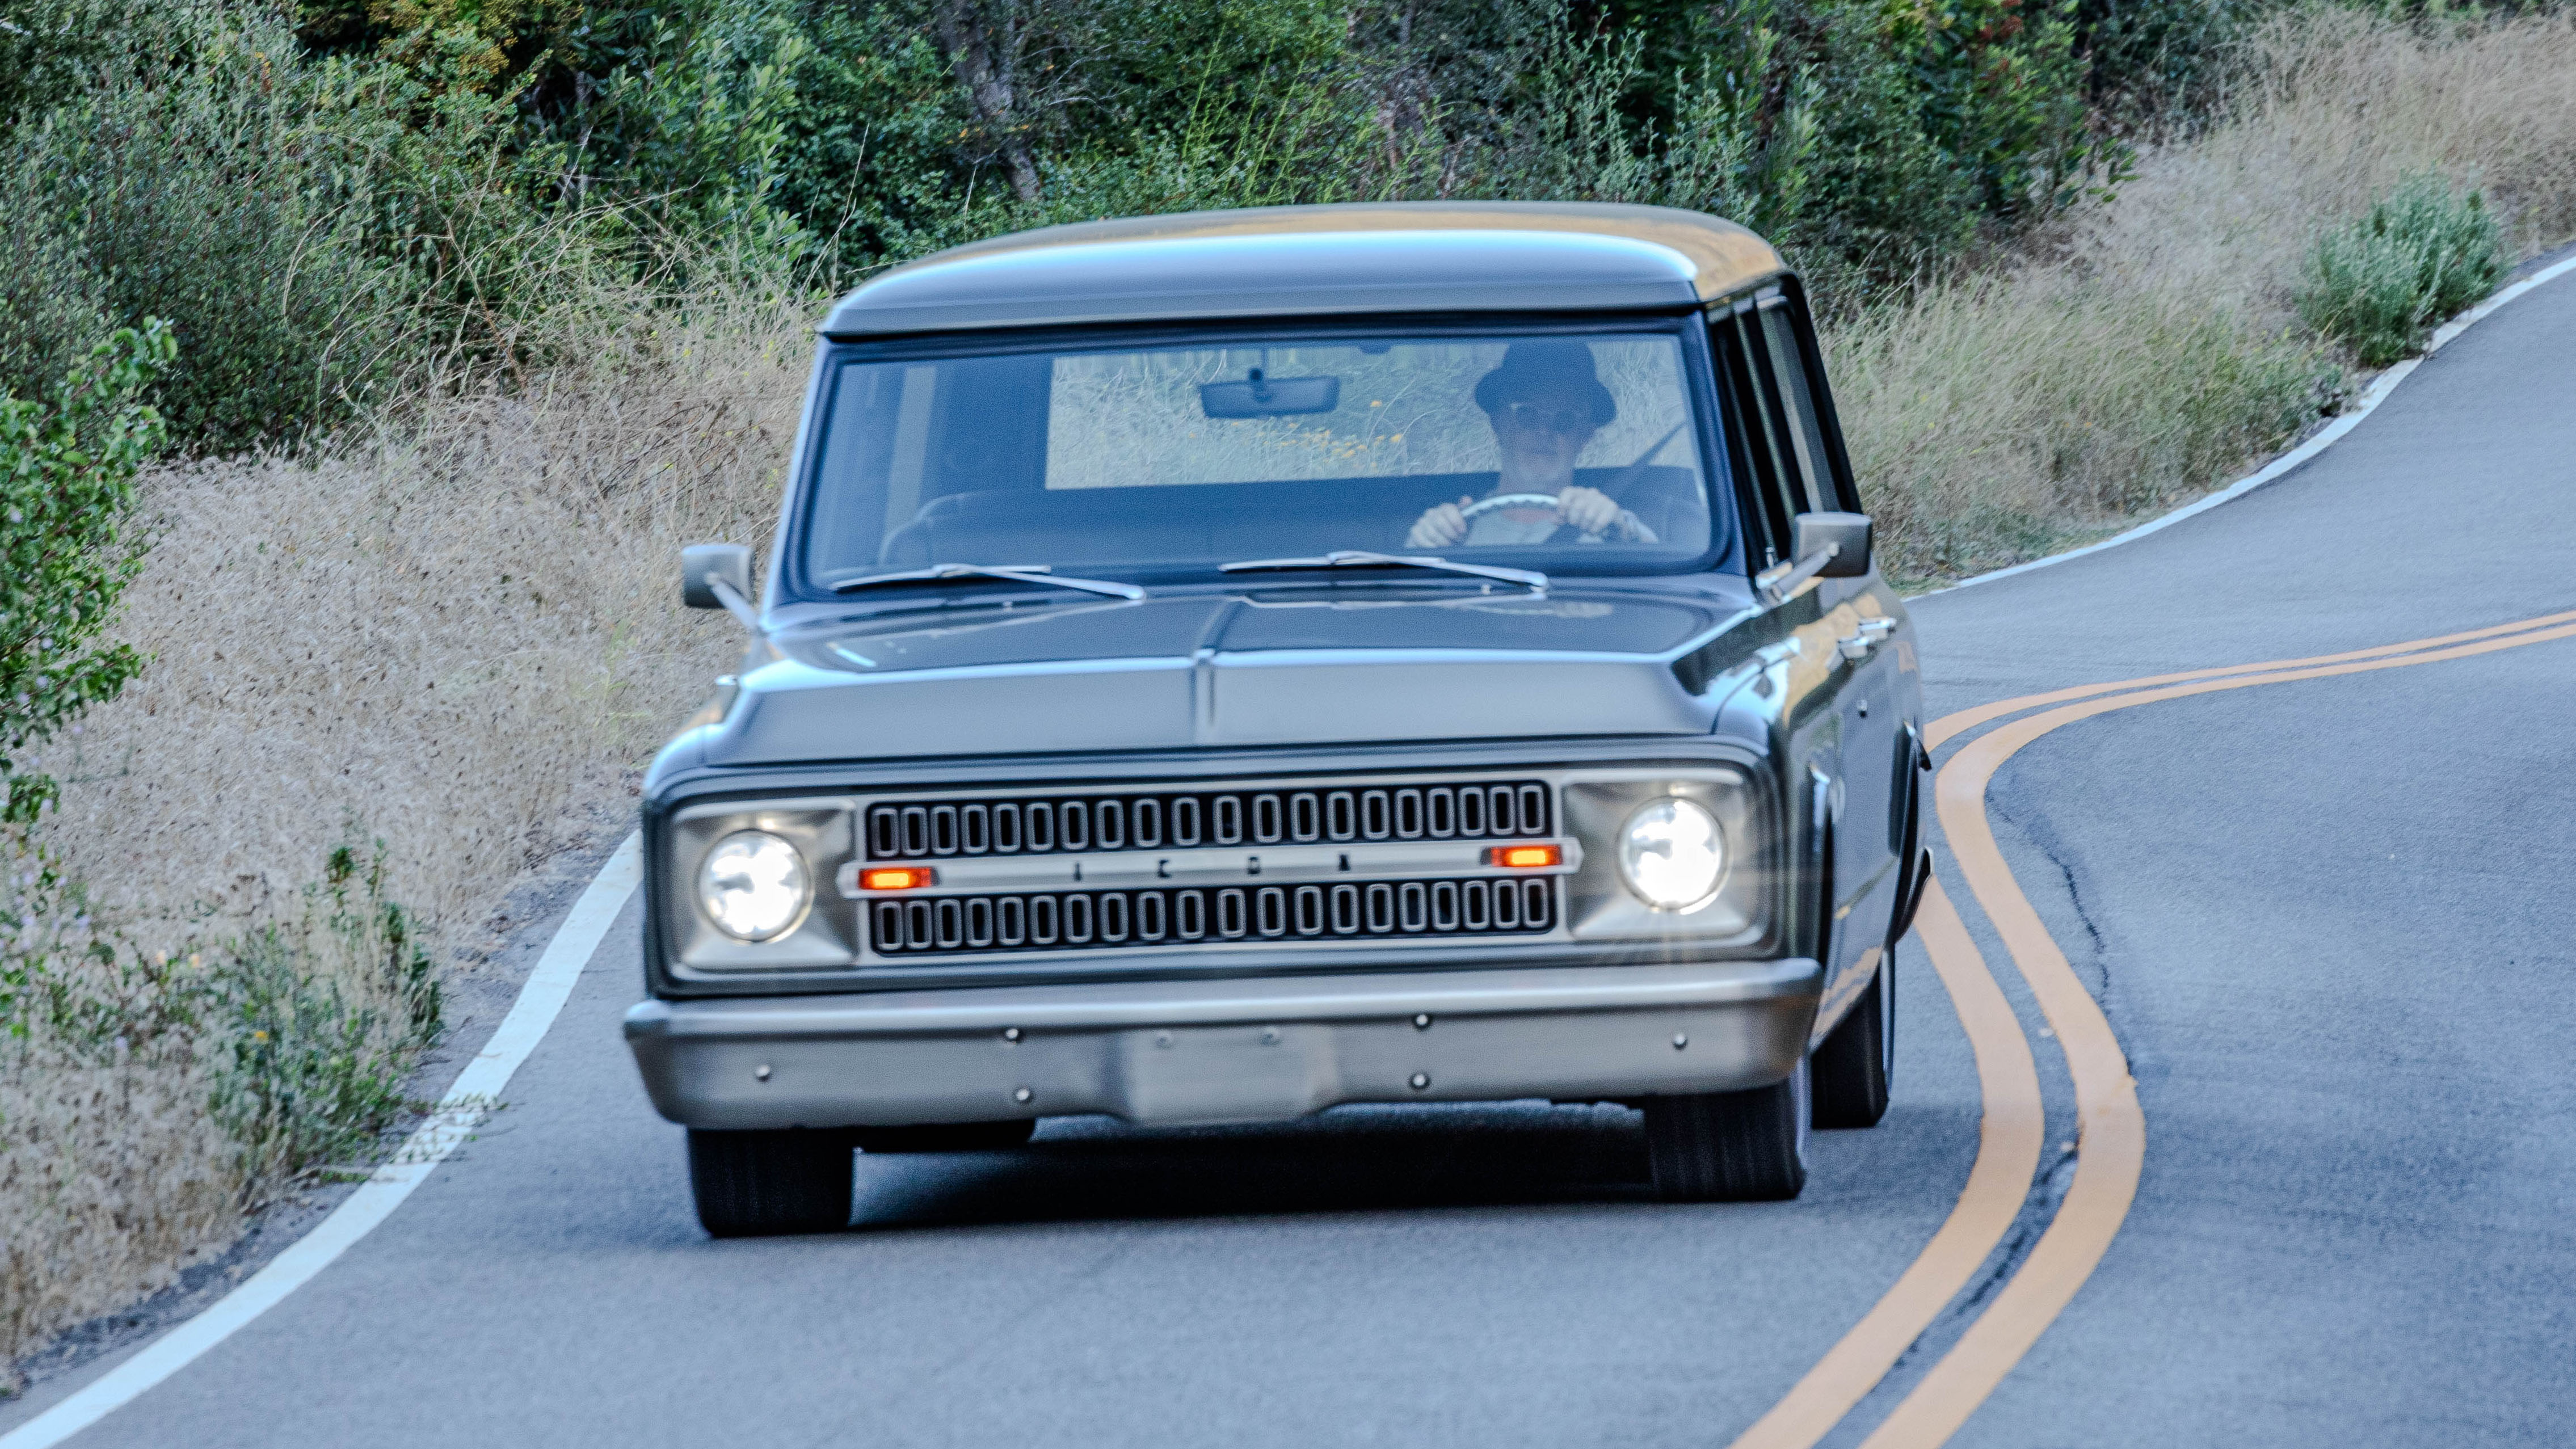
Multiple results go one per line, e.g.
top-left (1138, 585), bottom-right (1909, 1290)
top-left (1488, 844), bottom-right (1562, 869)
top-left (857, 866), bottom-right (937, 891)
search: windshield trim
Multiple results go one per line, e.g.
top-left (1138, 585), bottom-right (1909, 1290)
top-left (778, 312), bottom-right (1742, 605)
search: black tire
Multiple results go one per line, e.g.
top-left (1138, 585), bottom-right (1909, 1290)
top-left (1643, 1056), bottom-right (1809, 1202)
top-left (687, 1128), bottom-right (855, 1237)
top-left (1812, 948), bottom-right (1895, 1129)
top-left (851, 1119), bottom-right (1037, 1154)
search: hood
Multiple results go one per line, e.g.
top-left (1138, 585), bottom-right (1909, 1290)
top-left (695, 586), bottom-right (1765, 766)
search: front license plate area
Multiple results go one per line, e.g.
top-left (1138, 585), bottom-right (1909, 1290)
top-left (1114, 1024), bottom-right (1339, 1125)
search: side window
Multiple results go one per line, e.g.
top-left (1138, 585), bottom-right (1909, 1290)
top-left (1757, 296), bottom-right (1836, 515)
top-left (1710, 285), bottom-right (1856, 567)
top-left (1710, 306), bottom-right (1795, 567)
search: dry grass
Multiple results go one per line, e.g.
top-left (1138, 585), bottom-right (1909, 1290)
top-left (2098, 9), bottom-right (2576, 317)
top-left (29, 293), bottom-right (806, 945)
top-left (12, 5), bottom-right (2576, 1381)
top-left (2, 279), bottom-right (809, 1368)
top-left (0, 1057), bottom-right (234, 1371)
top-left (1834, 8), bottom-right (2576, 583)
top-left (1831, 272), bottom-right (2333, 581)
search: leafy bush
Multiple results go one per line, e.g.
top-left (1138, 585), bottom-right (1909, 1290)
top-left (2074, 0), bottom-right (2264, 124)
top-left (1, 0), bottom-right (2266, 450)
top-left (1422, 0), bottom-right (2115, 300)
top-left (2, 834), bottom-right (441, 1184)
top-left (0, 321), bottom-right (173, 826)
top-left (2296, 171), bottom-right (2505, 367)
top-left (207, 840), bottom-right (443, 1185)
top-left (2, 828), bottom-right (441, 1363)
top-left (0, 2), bottom-right (618, 452)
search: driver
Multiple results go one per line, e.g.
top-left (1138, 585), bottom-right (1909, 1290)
top-left (1407, 341), bottom-right (1626, 549)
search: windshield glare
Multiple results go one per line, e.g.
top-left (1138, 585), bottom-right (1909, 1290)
top-left (797, 327), bottom-right (1729, 591)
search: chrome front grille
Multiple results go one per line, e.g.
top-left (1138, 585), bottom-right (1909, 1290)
top-left (869, 877), bottom-right (1556, 957)
top-left (864, 781), bottom-right (1552, 861)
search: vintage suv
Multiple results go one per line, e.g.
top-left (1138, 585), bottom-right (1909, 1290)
top-left (624, 202), bottom-right (1931, 1235)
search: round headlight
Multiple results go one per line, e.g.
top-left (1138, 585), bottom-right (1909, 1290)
top-left (698, 830), bottom-right (811, 941)
top-left (1618, 798), bottom-right (1727, 911)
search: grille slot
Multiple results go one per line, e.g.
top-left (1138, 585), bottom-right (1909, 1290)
top-left (867, 781), bottom-right (1550, 860)
top-left (870, 877), bottom-right (1556, 957)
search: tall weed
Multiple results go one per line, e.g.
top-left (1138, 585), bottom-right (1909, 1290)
top-left (1832, 279), bottom-right (2338, 582)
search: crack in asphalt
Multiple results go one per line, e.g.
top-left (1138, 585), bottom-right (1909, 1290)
top-left (1956, 1146), bottom-right (2082, 1315)
top-left (1985, 787), bottom-right (2122, 1034)
top-left (1824, 1136), bottom-right (2084, 1449)
top-left (1848, 752), bottom-right (2112, 1411)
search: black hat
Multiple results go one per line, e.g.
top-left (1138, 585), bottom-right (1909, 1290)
top-left (1474, 342), bottom-right (1617, 429)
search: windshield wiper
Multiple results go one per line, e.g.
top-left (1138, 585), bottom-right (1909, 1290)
top-left (828, 563), bottom-right (1145, 601)
top-left (1218, 549), bottom-right (1547, 591)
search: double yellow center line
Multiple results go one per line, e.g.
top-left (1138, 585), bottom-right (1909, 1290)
top-left (1732, 607), bottom-right (2576, 1449)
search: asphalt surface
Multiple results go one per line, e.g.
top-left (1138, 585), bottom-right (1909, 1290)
top-left (1899, 260), bottom-right (2576, 1444)
top-left (7, 268), bottom-right (2574, 1446)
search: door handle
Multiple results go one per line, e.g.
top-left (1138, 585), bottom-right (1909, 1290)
top-left (1837, 617), bottom-right (1897, 660)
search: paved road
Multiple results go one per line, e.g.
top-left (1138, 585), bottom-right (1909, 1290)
top-left (1897, 261), bottom-right (2576, 1444)
top-left (8, 269), bottom-right (2573, 1447)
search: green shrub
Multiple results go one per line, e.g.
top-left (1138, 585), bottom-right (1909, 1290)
top-left (0, 2), bottom-right (618, 453)
top-left (2073, 0), bottom-right (2263, 124)
top-left (2296, 171), bottom-right (2505, 367)
top-left (1, 832), bottom-right (441, 1192)
top-left (0, 321), bottom-right (173, 827)
top-left (208, 840), bottom-right (443, 1186)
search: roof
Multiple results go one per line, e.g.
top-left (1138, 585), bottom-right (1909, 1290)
top-left (821, 201), bottom-right (1786, 339)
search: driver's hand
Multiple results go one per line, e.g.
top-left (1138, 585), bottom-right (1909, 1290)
top-left (1557, 485), bottom-right (1620, 536)
top-left (1408, 495), bottom-right (1472, 549)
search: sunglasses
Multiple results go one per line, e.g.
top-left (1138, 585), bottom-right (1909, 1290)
top-left (1496, 401), bottom-right (1594, 436)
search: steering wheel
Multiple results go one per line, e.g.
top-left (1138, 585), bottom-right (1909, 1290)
top-left (1457, 492), bottom-right (1649, 544)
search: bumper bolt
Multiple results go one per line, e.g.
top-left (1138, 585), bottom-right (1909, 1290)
top-left (1002, 1027), bottom-right (1021, 1043)
top-left (1013, 1086), bottom-right (1034, 1104)
top-left (754, 1063), bottom-right (772, 1081)
top-left (1409, 1072), bottom-right (1430, 1091)
top-left (1672, 1033), bottom-right (1689, 1050)
top-left (1412, 1014), bottom-right (1432, 1030)
top-left (1261, 1027), bottom-right (1281, 1045)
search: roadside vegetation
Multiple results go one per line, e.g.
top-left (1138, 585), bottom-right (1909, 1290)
top-left (4, 0), bottom-right (2575, 1387)
top-left (2297, 170), bottom-right (2506, 366)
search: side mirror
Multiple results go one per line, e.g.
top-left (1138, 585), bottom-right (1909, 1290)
top-left (682, 542), bottom-right (753, 611)
top-left (1792, 512), bottom-right (1872, 579)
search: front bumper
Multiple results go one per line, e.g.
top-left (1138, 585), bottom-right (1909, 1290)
top-left (624, 958), bottom-right (1821, 1130)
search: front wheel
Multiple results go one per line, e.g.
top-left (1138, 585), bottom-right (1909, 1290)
top-left (1643, 1055), bottom-right (1809, 1202)
top-left (1811, 949), bottom-right (1895, 1128)
top-left (687, 1128), bottom-right (855, 1237)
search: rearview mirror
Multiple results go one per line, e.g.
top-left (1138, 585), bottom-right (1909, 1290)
top-left (682, 542), bottom-right (752, 610)
top-left (1201, 369), bottom-right (1340, 418)
top-left (1792, 512), bottom-right (1872, 579)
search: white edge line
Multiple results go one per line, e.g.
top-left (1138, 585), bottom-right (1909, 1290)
top-left (1, 832), bottom-right (644, 1449)
top-left (1924, 251), bottom-right (2576, 596)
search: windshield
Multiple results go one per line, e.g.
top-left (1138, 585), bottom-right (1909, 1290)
top-left (794, 325), bottom-right (1731, 592)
